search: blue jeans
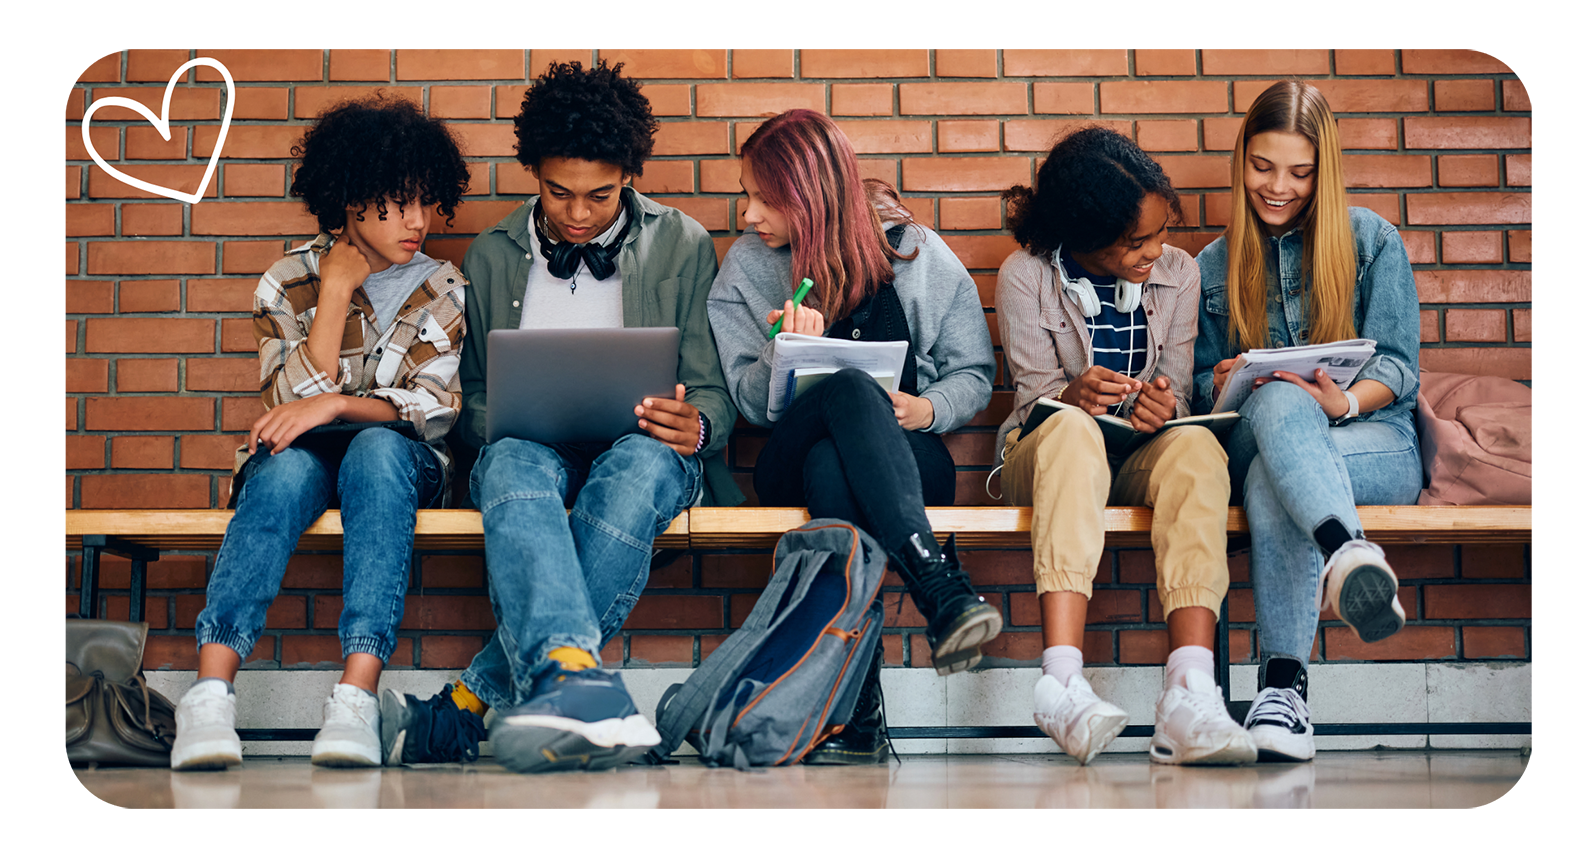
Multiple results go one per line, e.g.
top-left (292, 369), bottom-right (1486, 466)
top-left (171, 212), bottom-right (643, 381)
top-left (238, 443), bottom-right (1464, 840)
top-left (459, 434), bottom-right (701, 709)
top-left (1227, 382), bottom-right (1421, 669)
top-left (195, 428), bottom-right (445, 663)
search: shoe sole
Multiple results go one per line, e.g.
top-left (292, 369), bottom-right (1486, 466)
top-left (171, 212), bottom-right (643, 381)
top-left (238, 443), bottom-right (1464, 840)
top-left (1148, 731), bottom-right (1258, 765)
top-left (803, 742), bottom-right (890, 765)
top-left (1249, 725), bottom-right (1316, 762)
top-left (490, 714), bottom-right (660, 774)
top-left (930, 605), bottom-right (1003, 676)
top-left (379, 690), bottom-right (410, 766)
top-left (310, 746), bottom-right (382, 768)
top-left (170, 741), bottom-right (242, 772)
top-left (1338, 565), bottom-right (1404, 643)
top-left (1072, 710), bottom-right (1130, 765)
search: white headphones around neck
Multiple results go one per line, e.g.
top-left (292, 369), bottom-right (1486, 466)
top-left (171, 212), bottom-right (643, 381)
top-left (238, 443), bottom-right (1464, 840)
top-left (1051, 243), bottom-right (1142, 317)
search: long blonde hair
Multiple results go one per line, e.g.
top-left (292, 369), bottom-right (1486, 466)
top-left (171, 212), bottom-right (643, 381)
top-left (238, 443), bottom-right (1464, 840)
top-left (1226, 81), bottom-right (1357, 349)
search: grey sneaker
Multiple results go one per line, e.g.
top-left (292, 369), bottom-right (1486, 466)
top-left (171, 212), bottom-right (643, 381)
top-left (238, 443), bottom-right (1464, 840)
top-left (171, 678), bottom-right (242, 771)
top-left (310, 684), bottom-right (382, 768)
top-left (1321, 538), bottom-right (1405, 643)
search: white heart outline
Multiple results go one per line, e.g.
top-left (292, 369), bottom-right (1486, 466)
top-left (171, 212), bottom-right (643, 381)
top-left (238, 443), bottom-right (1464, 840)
top-left (80, 58), bottom-right (236, 205)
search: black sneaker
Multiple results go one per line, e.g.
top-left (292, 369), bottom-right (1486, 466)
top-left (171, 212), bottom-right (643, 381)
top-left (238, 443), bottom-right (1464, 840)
top-left (805, 640), bottom-right (888, 764)
top-left (489, 667), bottom-right (660, 774)
top-left (379, 684), bottom-right (487, 766)
top-left (1243, 657), bottom-right (1314, 762)
top-left (892, 533), bottom-right (1002, 676)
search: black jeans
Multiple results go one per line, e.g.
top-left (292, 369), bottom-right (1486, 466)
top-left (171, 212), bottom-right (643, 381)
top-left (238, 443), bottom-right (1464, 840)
top-left (754, 368), bottom-right (954, 552)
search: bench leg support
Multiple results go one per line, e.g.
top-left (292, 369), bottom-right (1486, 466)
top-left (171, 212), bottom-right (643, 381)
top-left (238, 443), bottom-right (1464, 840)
top-left (77, 535), bottom-right (159, 622)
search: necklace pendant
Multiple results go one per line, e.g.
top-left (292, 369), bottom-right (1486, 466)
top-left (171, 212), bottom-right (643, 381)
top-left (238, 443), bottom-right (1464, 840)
top-left (569, 282), bottom-right (577, 294)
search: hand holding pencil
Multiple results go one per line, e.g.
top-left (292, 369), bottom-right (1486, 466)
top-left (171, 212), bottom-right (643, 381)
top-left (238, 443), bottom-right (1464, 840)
top-left (766, 278), bottom-right (817, 337)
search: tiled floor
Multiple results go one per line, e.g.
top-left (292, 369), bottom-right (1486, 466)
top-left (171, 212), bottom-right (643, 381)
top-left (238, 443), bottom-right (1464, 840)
top-left (76, 750), bottom-right (1527, 808)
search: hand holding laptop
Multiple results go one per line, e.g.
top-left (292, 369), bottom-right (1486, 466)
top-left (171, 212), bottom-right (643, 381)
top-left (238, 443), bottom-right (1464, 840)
top-left (636, 383), bottom-right (704, 456)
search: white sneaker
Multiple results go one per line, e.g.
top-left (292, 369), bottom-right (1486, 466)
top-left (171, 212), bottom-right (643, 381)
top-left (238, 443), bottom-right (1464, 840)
top-left (1149, 668), bottom-right (1256, 765)
top-left (1033, 673), bottom-right (1129, 765)
top-left (1244, 686), bottom-right (1315, 762)
top-left (310, 684), bottom-right (382, 768)
top-left (171, 678), bottom-right (242, 771)
top-left (1321, 538), bottom-right (1405, 643)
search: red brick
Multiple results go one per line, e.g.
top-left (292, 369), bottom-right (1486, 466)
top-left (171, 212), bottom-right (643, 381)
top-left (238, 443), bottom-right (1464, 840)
top-left (598, 49), bottom-right (726, 79)
top-left (1326, 625), bottom-right (1454, 661)
top-left (420, 635), bottom-right (487, 669)
top-left (732, 50), bottom-right (792, 79)
top-left (122, 50), bottom-right (188, 82)
top-left (393, 49), bottom-right (521, 80)
top-left (429, 85), bottom-right (491, 119)
top-left (943, 235), bottom-right (1020, 271)
top-left (1434, 79), bottom-right (1496, 112)
top-left (978, 631), bottom-right (1043, 663)
top-left (1513, 309), bottom-right (1531, 342)
top-left (1238, 79), bottom-right (1427, 113)
top-left (1228, 628), bottom-right (1253, 663)
top-left (222, 395), bottom-right (266, 430)
top-left (935, 49), bottom-right (997, 78)
top-left (187, 278), bottom-right (256, 312)
top-left (66, 358), bottom-right (108, 393)
top-left (902, 156), bottom-right (1029, 192)
top-left (1504, 155), bottom-right (1531, 187)
top-left (224, 241), bottom-right (289, 274)
top-left (1343, 154), bottom-right (1431, 189)
top-left (143, 636), bottom-right (197, 671)
top-left (86, 396), bottom-right (212, 430)
top-left (1382, 545), bottom-right (1457, 580)
top-left (1136, 120), bottom-right (1198, 153)
top-left (1119, 549), bottom-right (1154, 584)
top-left (67, 165), bottom-right (82, 199)
top-left (67, 435), bottom-right (106, 469)
top-left (1337, 118), bottom-right (1399, 151)
top-left (1334, 50), bottom-right (1396, 76)
top-left (188, 357), bottom-right (257, 392)
top-left (939, 197), bottom-right (1002, 231)
top-left (1415, 270), bottom-right (1530, 304)
top-left (728, 593), bottom-right (756, 628)
top-left (222, 164), bottom-right (286, 199)
top-left (528, 51), bottom-right (593, 75)
top-left (1441, 232), bottom-right (1505, 265)
top-left (180, 434), bottom-right (243, 470)
top-left (628, 160), bottom-right (693, 195)
top-left (1224, 588), bottom-right (1255, 623)
top-left (800, 49), bottom-right (926, 78)
top-left (1428, 584), bottom-right (1530, 620)
top-left (233, 87), bottom-right (290, 121)
top-left (1401, 50), bottom-right (1513, 75)
top-left (112, 435), bottom-right (174, 468)
top-left (1156, 155), bottom-right (1229, 190)
top-left (1508, 231), bottom-right (1531, 263)
top-left (66, 203), bottom-right (113, 236)
top-left (67, 281), bottom-right (114, 313)
top-left (69, 123), bottom-right (120, 163)
top-left (192, 50), bottom-right (320, 82)
top-left (195, 124), bottom-right (305, 160)
top-left (1011, 118), bottom-right (1127, 153)
top-left (955, 549), bottom-right (1037, 587)
top-left (90, 85), bottom-right (220, 121)
top-left (455, 123), bottom-right (522, 158)
top-left (191, 202), bottom-right (318, 236)
top-left (1462, 627), bottom-right (1526, 660)
top-left (116, 358), bottom-right (179, 392)
top-left (624, 595), bottom-right (722, 629)
top-left (699, 554), bottom-right (768, 588)
top-left (441, 200), bottom-right (521, 236)
top-left (1462, 544), bottom-right (1529, 579)
top-left (87, 165), bottom-right (218, 201)
top-left (900, 82), bottom-right (1026, 116)
top-left (80, 473), bottom-right (211, 509)
top-left (1405, 117), bottom-right (1530, 151)
top-left (969, 391), bottom-right (1015, 426)
top-left (1419, 348), bottom-right (1531, 381)
top-left (121, 125), bottom-right (188, 161)
top-left (88, 239), bottom-right (215, 275)
top-left (697, 82), bottom-right (824, 117)
top-left (1005, 50), bottom-right (1126, 77)
top-left (118, 279), bottom-right (181, 312)
top-left (1339, 193), bottom-right (1397, 223)
top-left (629, 635), bottom-right (694, 665)
top-left (830, 83), bottom-right (894, 116)
top-left (1119, 629), bottom-right (1169, 664)
top-left (1202, 50), bottom-right (1329, 76)
top-left (123, 203), bottom-right (184, 236)
top-left (281, 635), bottom-right (344, 667)
top-left (329, 49), bottom-right (390, 81)
top-left (881, 592), bottom-right (926, 628)
top-left (1438, 155), bottom-right (1499, 188)
top-left (281, 555), bottom-right (341, 589)
top-left (638, 84), bottom-right (690, 117)
top-left (1102, 81), bottom-right (1226, 114)
top-left (83, 554), bottom-right (206, 590)
top-left (655, 122), bottom-right (728, 156)
top-left (1407, 192), bottom-right (1530, 226)
top-left (76, 52), bottom-right (121, 83)
top-left (86, 317), bottom-right (213, 353)
top-left (1203, 192), bottom-right (1231, 227)
top-left (103, 595), bottom-right (170, 630)
top-left (410, 555), bottom-right (483, 590)
top-left (1031, 83), bottom-right (1094, 116)
top-left (882, 635), bottom-right (904, 667)
top-left (400, 595), bottom-right (496, 630)
top-left (1084, 589), bottom-right (1144, 624)
top-left (1136, 50), bottom-right (1196, 76)
top-left (1401, 231), bottom-right (1436, 265)
top-left (1502, 80), bottom-right (1530, 111)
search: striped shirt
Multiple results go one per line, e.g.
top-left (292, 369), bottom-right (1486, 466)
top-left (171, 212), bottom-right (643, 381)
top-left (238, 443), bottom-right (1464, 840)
top-left (1060, 254), bottom-right (1148, 379)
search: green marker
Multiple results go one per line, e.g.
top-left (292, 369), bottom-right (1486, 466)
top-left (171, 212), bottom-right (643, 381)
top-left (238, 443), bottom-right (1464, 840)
top-left (768, 278), bottom-right (814, 338)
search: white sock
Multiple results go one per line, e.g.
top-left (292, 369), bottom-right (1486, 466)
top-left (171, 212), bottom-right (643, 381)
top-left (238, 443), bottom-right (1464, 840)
top-left (1165, 645), bottom-right (1214, 690)
top-left (1041, 644), bottom-right (1084, 684)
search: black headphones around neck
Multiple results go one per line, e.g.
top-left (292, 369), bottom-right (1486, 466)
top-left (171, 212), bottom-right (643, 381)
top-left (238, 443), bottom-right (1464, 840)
top-left (533, 195), bottom-right (631, 283)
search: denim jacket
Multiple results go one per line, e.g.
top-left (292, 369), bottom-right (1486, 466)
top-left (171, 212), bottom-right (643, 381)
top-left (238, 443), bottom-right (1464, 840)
top-left (1192, 207), bottom-right (1419, 424)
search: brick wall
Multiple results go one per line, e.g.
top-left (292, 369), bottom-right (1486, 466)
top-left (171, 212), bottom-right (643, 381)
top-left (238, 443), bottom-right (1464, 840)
top-left (65, 49), bottom-right (1531, 671)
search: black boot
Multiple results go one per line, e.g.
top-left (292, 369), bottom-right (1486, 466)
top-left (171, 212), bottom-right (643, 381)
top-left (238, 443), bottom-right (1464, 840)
top-left (891, 532), bottom-right (1001, 676)
top-left (805, 639), bottom-right (888, 764)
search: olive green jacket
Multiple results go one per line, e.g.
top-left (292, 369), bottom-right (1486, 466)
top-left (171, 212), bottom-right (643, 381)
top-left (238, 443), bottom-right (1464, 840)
top-left (457, 187), bottom-right (744, 506)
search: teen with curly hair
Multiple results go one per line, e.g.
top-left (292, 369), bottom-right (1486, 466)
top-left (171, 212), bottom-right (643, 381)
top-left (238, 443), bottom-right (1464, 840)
top-left (379, 60), bottom-right (739, 774)
top-left (707, 109), bottom-right (998, 763)
top-left (171, 95), bottom-right (471, 770)
top-left (1194, 81), bottom-right (1421, 762)
top-left (995, 126), bottom-right (1254, 765)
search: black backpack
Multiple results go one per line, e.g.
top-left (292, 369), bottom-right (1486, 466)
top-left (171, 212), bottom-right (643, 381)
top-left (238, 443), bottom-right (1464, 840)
top-left (647, 519), bottom-right (886, 769)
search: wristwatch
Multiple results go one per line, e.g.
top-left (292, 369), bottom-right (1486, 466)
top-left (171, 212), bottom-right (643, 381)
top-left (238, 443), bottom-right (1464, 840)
top-left (1332, 390), bottom-right (1360, 425)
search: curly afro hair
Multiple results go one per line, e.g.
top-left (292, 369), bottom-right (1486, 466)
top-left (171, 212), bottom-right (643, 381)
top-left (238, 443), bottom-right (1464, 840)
top-left (513, 60), bottom-right (658, 175)
top-left (1003, 126), bottom-right (1183, 258)
top-left (289, 93), bottom-right (470, 234)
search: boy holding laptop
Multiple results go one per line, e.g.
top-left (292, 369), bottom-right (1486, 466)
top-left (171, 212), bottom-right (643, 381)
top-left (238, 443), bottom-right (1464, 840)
top-left (380, 60), bottom-right (740, 773)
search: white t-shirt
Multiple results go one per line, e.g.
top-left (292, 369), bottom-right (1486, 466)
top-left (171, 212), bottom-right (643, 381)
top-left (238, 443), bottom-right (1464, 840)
top-left (518, 208), bottom-right (627, 330)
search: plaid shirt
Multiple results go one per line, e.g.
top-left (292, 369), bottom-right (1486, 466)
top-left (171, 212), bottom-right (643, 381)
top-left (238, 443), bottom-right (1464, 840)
top-left (233, 234), bottom-right (467, 493)
top-left (993, 244), bottom-right (1202, 465)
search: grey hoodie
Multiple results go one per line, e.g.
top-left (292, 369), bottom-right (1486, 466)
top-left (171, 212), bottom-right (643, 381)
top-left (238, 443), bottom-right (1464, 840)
top-left (707, 223), bottom-right (994, 433)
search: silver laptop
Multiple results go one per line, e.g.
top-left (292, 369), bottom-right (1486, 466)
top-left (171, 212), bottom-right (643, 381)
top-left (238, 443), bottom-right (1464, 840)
top-left (485, 327), bottom-right (681, 444)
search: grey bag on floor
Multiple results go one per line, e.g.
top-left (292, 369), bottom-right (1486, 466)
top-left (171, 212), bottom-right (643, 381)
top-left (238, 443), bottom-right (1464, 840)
top-left (647, 519), bottom-right (886, 769)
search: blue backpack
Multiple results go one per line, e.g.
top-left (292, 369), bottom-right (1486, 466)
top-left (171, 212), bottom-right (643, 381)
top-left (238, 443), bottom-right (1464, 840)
top-left (647, 519), bottom-right (886, 769)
